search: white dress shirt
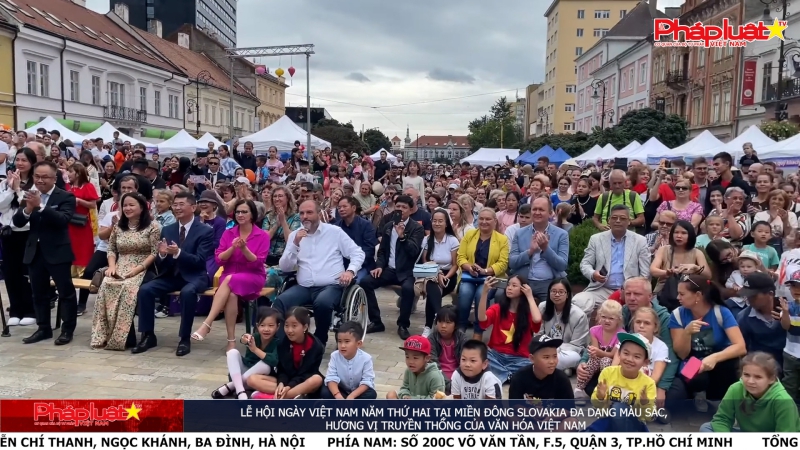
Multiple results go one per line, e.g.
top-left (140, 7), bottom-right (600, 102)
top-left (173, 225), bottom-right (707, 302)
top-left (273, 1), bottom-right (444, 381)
top-left (389, 218), bottom-right (410, 270)
top-left (280, 222), bottom-right (365, 287)
top-left (0, 180), bottom-right (28, 230)
top-left (324, 349), bottom-right (375, 391)
top-left (161, 218), bottom-right (193, 259)
top-left (22, 185), bottom-right (55, 218)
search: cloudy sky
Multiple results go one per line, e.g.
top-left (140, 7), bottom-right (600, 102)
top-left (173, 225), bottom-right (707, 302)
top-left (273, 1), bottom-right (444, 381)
top-left (88, 0), bottom-right (685, 138)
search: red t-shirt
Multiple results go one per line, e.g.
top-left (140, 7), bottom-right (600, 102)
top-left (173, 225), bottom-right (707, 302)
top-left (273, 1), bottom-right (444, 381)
top-left (720, 180), bottom-right (730, 189)
top-left (608, 289), bottom-right (624, 305)
top-left (291, 334), bottom-right (314, 369)
top-left (479, 303), bottom-right (540, 358)
top-left (631, 183), bottom-right (648, 194)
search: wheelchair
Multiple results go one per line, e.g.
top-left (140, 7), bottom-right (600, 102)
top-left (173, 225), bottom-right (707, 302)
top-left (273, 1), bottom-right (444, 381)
top-left (276, 272), bottom-right (369, 341)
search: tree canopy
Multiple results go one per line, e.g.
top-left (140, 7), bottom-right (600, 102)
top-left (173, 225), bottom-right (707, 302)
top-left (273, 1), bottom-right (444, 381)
top-left (311, 119), bottom-right (368, 155)
top-left (467, 97), bottom-right (523, 151)
top-left (362, 128), bottom-right (392, 153)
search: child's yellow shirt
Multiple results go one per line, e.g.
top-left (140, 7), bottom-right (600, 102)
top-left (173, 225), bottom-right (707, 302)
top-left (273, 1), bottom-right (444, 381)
top-left (591, 366), bottom-right (657, 422)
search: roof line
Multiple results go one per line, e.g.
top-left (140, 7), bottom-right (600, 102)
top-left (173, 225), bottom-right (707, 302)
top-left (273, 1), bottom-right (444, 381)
top-left (105, 10), bottom-right (184, 77)
top-left (544, 0), bottom-right (560, 18)
top-left (202, 52), bottom-right (260, 102)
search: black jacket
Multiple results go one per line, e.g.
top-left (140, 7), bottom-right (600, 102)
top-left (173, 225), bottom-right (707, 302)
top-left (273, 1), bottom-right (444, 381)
top-left (12, 186), bottom-right (75, 265)
top-left (375, 218), bottom-right (425, 282)
top-left (276, 334), bottom-right (324, 388)
top-left (703, 174), bottom-right (752, 215)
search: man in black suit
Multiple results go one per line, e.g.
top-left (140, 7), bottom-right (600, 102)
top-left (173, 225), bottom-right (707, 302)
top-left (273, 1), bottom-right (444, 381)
top-left (358, 194), bottom-right (424, 340)
top-left (133, 192), bottom-right (215, 356)
top-left (203, 155), bottom-right (230, 193)
top-left (12, 161), bottom-right (77, 345)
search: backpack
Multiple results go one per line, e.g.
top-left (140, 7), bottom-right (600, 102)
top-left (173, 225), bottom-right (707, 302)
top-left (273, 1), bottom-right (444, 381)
top-left (598, 190), bottom-right (641, 232)
top-left (671, 305), bottom-right (724, 328)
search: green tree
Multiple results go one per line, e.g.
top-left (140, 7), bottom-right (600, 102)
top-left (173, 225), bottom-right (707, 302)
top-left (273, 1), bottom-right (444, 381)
top-left (362, 128), bottom-right (392, 153)
top-left (467, 97), bottom-right (523, 151)
top-left (311, 119), bottom-right (367, 155)
top-left (760, 120), bottom-right (800, 141)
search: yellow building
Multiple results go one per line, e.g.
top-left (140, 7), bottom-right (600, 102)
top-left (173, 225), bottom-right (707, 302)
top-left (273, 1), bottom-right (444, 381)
top-left (0, 22), bottom-right (15, 128)
top-left (255, 73), bottom-right (287, 129)
top-left (540, 0), bottom-right (640, 134)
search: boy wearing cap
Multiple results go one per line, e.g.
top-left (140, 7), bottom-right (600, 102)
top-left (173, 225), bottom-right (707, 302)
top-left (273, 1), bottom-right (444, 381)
top-left (508, 335), bottom-right (575, 402)
top-left (737, 272), bottom-right (787, 368)
top-left (387, 336), bottom-right (446, 399)
top-left (781, 268), bottom-right (800, 399)
top-left (590, 333), bottom-right (657, 431)
top-left (725, 250), bottom-right (764, 317)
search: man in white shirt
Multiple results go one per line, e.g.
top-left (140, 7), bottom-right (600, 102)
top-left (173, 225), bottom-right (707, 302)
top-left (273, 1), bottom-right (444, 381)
top-left (276, 200), bottom-right (365, 345)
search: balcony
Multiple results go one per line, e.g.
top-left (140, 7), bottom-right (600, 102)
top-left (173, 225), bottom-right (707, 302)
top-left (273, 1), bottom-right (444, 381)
top-left (762, 78), bottom-right (800, 103)
top-left (666, 70), bottom-right (690, 90)
top-left (103, 105), bottom-right (147, 123)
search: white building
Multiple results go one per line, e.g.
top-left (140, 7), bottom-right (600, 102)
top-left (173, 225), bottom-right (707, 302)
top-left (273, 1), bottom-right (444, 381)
top-left (1, 0), bottom-right (188, 139)
top-left (573, 2), bottom-right (662, 133)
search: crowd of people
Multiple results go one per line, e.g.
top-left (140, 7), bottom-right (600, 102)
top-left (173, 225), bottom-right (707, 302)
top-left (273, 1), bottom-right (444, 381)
top-left (0, 127), bottom-right (799, 432)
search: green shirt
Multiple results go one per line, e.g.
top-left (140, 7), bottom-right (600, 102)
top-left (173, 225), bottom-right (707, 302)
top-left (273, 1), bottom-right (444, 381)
top-left (743, 244), bottom-right (780, 268)
top-left (594, 190), bottom-right (644, 225)
top-left (711, 381), bottom-right (800, 432)
top-left (242, 334), bottom-right (279, 369)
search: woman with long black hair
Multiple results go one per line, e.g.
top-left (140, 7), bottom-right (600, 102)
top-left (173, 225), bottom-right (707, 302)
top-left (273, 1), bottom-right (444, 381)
top-left (420, 208), bottom-right (460, 337)
top-left (538, 278), bottom-right (589, 371)
top-left (0, 148), bottom-right (37, 326)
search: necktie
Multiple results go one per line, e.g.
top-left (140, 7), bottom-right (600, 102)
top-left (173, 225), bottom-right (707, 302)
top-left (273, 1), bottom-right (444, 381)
top-left (211, 174), bottom-right (216, 186)
top-left (179, 225), bottom-right (186, 246)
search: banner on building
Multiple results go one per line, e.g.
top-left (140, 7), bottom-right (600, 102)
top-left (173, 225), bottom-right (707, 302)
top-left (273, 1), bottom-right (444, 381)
top-left (741, 60), bottom-right (757, 106)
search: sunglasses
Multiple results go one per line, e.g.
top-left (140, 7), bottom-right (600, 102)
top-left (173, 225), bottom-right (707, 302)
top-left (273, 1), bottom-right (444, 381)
top-left (680, 274), bottom-right (700, 288)
top-left (675, 186), bottom-right (690, 191)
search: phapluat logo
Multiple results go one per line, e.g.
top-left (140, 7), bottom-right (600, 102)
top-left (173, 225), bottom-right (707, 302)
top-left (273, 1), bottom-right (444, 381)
top-left (33, 402), bottom-right (142, 423)
top-left (654, 18), bottom-right (787, 48)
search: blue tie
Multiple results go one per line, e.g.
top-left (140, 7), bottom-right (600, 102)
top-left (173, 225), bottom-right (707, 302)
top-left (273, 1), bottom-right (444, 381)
top-left (40, 193), bottom-right (49, 206)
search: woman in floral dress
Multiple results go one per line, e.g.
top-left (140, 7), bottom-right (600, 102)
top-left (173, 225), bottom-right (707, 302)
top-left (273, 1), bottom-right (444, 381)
top-left (91, 192), bottom-right (160, 350)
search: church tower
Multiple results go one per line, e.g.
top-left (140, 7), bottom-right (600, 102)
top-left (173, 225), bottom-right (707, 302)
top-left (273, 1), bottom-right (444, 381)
top-left (404, 125), bottom-right (411, 147)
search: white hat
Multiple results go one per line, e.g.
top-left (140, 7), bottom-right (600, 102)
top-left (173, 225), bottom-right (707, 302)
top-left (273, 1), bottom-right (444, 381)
top-left (448, 183), bottom-right (459, 190)
top-left (235, 176), bottom-right (251, 185)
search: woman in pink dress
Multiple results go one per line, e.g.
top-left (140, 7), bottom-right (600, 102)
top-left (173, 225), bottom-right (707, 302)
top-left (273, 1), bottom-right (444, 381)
top-left (191, 199), bottom-right (270, 350)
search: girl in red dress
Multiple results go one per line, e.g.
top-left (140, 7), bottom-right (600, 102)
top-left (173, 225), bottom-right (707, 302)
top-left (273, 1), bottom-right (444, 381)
top-left (67, 162), bottom-right (100, 276)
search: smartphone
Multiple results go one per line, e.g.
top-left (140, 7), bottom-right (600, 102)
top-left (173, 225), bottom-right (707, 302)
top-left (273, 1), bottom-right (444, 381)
top-left (391, 210), bottom-right (403, 225)
top-left (495, 279), bottom-right (508, 290)
top-left (665, 168), bottom-right (678, 175)
top-left (112, 273), bottom-right (124, 280)
top-left (599, 266), bottom-right (608, 276)
top-left (681, 356), bottom-right (703, 381)
top-left (774, 297), bottom-right (782, 311)
top-left (189, 175), bottom-right (206, 184)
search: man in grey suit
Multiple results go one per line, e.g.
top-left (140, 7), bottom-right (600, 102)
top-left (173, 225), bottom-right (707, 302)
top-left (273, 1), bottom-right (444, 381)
top-left (572, 204), bottom-right (650, 319)
top-left (509, 197), bottom-right (569, 301)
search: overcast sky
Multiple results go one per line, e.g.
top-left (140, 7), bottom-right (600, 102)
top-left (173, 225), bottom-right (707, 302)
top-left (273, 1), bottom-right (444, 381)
top-left (88, 0), bottom-right (686, 138)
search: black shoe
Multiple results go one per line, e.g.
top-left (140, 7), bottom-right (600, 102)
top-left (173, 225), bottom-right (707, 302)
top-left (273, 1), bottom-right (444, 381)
top-left (397, 327), bottom-right (410, 340)
top-left (76, 304), bottom-right (86, 316)
top-left (176, 339), bottom-right (191, 357)
top-left (366, 322), bottom-right (385, 334)
top-left (54, 331), bottom-right (73, 346)
top-left (22, 329), bottom-right (53, 344)
top-left (131, 333), bottom-right (157, 354)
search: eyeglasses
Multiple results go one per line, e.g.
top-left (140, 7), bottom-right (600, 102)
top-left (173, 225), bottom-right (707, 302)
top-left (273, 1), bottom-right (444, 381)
top-left (550, 290), bottom-right (567, 296)
top-left (675, 186), bottom-right (690, 191)
top-left (234, 210), bottom-right (250, 215)
top-left (660, 221), bottom-right (675, 227)
top-left (609, 216), bottom-right (629, 222)
top-left (208, 162), bottom-right (219, 166)
top-left (33, 175), bottom-right (54, 180)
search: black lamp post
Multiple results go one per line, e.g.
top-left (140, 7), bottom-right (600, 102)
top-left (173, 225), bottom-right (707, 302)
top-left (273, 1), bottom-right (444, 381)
top-left (761, 0), bottom-right (790, 119)
top-left (185, 70), bottom-right (212, 135)
top-left (591, 79), bottom-right (612, 129)
top-left (605, 109), bottom-right (615, 126)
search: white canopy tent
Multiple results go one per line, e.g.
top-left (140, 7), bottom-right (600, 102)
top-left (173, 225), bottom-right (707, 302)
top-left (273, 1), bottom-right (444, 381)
top-left (239, 116), bottom-right (331, 153)
top-left (707, 125), bottom-right (776, 160)
top-left (663, 130), bottom-right (724, 159)
top-left (24, 116), bottom-right (85, 145)
top-left (754, 132), bottom-right (800, 160)
top-left (87, 122), bottom-right (156, 150)
top-left (575, 145), bottom-right (604, 162)
top-left (197, 132), bottom-right (225, 151)
top-left (460, 148), bottom-right (520, 166)
top-left (370, 149), bottom-right (398, 162)
top-left (156, 129), bottom-right (201, 156)
top-left (616, 137), bottom-right (669, 162)
top-left (617, 141), bottom-right (641, 157)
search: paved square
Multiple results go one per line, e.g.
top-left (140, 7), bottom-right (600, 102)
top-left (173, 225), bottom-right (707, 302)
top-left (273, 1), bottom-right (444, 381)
top-left (0, 287), bottom-right (705, 431)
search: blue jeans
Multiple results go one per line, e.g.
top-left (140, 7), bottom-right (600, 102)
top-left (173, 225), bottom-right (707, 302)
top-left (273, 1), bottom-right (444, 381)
top-left (355, 268), bottom-right (370, 284)
top-left (457, 283), bottom-right (495, 333)
top-left (585, 402), bottom-right (649, 432)
top-left (487, 348), bottom-right (530, 383)
top-left (273, 284), bottom-right (343, 345)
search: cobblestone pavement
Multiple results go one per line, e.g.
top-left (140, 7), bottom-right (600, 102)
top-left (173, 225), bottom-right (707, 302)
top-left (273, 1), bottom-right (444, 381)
top-left (0, 287), bottom-right (706, 431)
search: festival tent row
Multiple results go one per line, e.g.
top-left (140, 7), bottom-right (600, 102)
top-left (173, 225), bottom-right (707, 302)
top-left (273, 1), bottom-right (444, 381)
top-left (24, 116), bottom-right (86, 146)
top-left (197, 132), bottom-right (225, 150)
top-left (646, 130), bottom-right (724, 165)
top-left (460, 148), bottom-right (520, 166)
top-left (529, 145), bottom-right (571, 165)
top-left (370, 149), bottom-right (398, 162)
top-left (239, 116), bottom-right (331, 153)
top-left (575, 144), bottom-right (618, 163)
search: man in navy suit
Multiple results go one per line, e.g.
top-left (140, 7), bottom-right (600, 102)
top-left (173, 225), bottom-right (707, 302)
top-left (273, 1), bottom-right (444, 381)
top-left (132, 191), bottom-right (214, 356)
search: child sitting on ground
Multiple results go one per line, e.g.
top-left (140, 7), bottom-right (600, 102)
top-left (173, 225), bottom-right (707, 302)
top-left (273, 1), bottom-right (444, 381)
top-left (574, 301), bottom-right (625, 399)
top-left (589, 333), bottom-right (657, 432)
top-left (725, 250), bottom-right (763, 317)
top-left (450, 340), bottom-right (502, 399)
top-left (322, 321), bottom-right (377, 399)
top-left (258, 306), bottom-right (324, 399)
top-left (387, 335), bottom-right (446, 399)
top-left (213, 306), bottom-right (281, 400)
top-left (701, 352), bottom-right (800, 432)
top-left (428, 305), bottom-right (468, 394)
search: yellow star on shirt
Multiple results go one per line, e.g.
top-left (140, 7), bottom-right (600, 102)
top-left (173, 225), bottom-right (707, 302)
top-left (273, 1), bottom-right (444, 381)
top-left (501, 324), bottom-right (515, 344)
top-left (124, 403), bottom-right (142, 421)
top-left (765, 18), bottom-right (788, 41)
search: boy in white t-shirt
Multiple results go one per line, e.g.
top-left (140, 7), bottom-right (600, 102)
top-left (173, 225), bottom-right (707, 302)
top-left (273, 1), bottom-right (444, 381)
top-left (450, 340), bottom-right (502, 399)
top-left (504, 203), bottom-right (532, 246)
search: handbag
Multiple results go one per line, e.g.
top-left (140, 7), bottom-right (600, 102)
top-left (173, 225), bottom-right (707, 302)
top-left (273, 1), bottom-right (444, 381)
top-left (70, 213), bottom-right (88, 227)
top-left (89, 267), bottom-right (108, 293)
top-left (656, 248), bottom-right (680, 312)
top-left (460, 271), bottom-right (486, 284)
top-left (413, 263), bottom-right (439, 279)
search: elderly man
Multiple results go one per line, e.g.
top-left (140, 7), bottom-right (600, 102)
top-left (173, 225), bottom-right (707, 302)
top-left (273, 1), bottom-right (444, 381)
top-left (572, 205), bottom-right (650, 318)
top-left (509, 197), bottom-right (569, 301)
top-left (576, 277), bottom-right (678, 420)
top-left (592, 169), bottom-right (644, 230)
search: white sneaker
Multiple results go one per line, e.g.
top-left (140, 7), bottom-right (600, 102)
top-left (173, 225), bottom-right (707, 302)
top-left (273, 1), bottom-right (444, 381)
top-left (422, 327), bottom-right (432, 338)
top-left (154, 310), bottom-right (168, 319)
top-left (19, 317), bottom-right (36, 326)
top-left (573, 388), bottom-right (589, 400)
top-left (7, 317), bottom-right (20, 326)
top-left (694, 391), bottom-right (708, 413)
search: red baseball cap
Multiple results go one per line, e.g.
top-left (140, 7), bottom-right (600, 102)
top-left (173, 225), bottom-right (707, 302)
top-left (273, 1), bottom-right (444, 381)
top-left (399, 335), bottom-right (431, 355)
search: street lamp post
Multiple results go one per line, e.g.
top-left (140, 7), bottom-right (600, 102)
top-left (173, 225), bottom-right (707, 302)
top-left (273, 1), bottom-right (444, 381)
top-left (591, 79), bottom-right (611, 129)
top-left (185, 70), bottom-right (211, 135)
top-left (604, 109), bottom-right (615, 126)
top-left (761, 0), bottom-right (790, 119)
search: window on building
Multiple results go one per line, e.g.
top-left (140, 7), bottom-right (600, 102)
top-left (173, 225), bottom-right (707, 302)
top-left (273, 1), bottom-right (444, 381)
top-left (154, 90), bottom-right (161, 115)
top-left (139, 87), bottom-right (146, 111)
top-left (566, 85), bottom-right (576, 93)
top-left (722, 90), bottom-right (731, 122)
top-left (171, 95), bottom-right (179, 119)
top-left (595, 10), bottom-right (610, 19)
top-left (621, 74), bottom-right (627, 91)
top-left (691, 96), bottom-right (703, 126)
top-left (204, 104), bottom-right (209, 124)
top-left (564, 122), bottom-right (575, 131)
top-left (70, 70), bottom-right (79, 102)
top-left (90, 75), bottom-right (101, 105)
top-left (629, 69), bottom-right (634, 89)
top-left (640, 62), bottom-right (647, 85)
top-left (575, 47), bottom-right (583, 56)
top-left (577, 10), bottom-right (584, 18)
top-left (579, 91), bottom-right (584, 107)
top-left (26, 61), bottom-right (37, 96)
top-left (565, 103), bottom-right (575, 112)
top-left (620, 10), bottom-right (627, 18)
top-left (712, 92), bottom-right (721, 122)
top-left (697, 48), bottom-right (706, 68)
top-left (109, 82), bottom-right (124, 107)
top-left (593, 29), bottom-right (609, 37)
top-left (39, 64), bottom-right (49, 98)
top-left (577, 28), bottom-right (583, 37)
top-left (212, 106), bottom-right (216, 125)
